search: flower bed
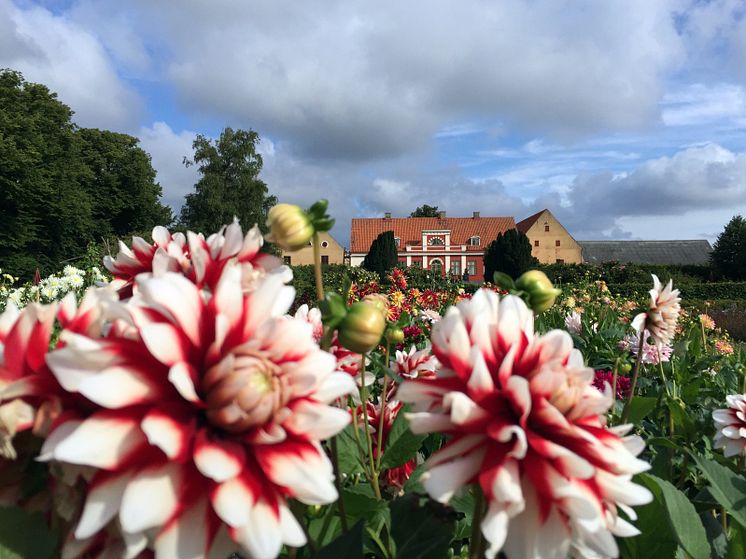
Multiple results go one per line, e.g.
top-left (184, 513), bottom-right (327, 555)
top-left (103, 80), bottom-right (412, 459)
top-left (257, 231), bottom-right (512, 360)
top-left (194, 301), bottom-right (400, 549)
top-left (0, 206), bottom-right (745, 559)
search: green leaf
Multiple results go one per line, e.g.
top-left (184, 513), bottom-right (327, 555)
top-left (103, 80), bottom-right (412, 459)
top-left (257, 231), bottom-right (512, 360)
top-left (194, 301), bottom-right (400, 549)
top-left (335, 426), bottom-right (366, 476)
top-left (492, 271), bottom-right (515, 291)
top-left (312, 519), bottom-right (364, 559)
top-left (640, 474), bottom-right (710, 559)
top-left (726, 522), bottom-right (746, 559)
top-left (617, 476), bottom-right (678, 559)
top-left (390, 494), bottom-right (456, 559)
top-left (691, 453), bottom-right (746, 529)
top-left (624, 396), bottom-right (659, 423)
top-left (380, 407), bottom-right (426, 470)
top-left (0, 506), bottom-right (57, 559)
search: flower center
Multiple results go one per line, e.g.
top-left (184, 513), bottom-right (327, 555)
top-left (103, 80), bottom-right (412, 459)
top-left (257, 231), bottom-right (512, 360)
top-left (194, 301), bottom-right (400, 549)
top-left (203, 351), bottom-right (289, 434)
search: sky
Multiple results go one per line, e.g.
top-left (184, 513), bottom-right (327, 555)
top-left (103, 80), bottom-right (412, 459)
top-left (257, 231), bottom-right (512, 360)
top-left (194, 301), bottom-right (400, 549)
top-left (2, 0), bottom-right (746, 247)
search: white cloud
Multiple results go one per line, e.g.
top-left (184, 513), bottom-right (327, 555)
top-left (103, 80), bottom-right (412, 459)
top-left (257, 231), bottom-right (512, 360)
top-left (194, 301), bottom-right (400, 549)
top-left (138, 122), bottom-right (198, 209)
top-left (0, 0), bottom-right (141, 130)
top-left (662, 83), bottom-right (746, 126)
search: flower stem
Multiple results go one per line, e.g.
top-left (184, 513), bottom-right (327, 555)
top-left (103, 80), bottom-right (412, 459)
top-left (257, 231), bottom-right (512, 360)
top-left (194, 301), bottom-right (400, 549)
top-left (312, 232), bottom-right (324, 302)
top-left (360, 354), bottom-right (382, 500)
top-left (329, 436), bottom-right (349, 533)
top-left (621, 329), bottom-right (646, 424)
top-left (375, 342), bottom-right (391, 473)
top-left (611, 359), bottom-right (619, 404)
top-left (469, 485), bottom-right (485, 559)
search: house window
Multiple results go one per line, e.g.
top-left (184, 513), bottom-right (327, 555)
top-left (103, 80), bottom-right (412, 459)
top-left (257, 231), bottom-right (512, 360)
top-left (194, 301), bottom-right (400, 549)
top-left (430, 259), bottom-right (443, 275)
top-left (321, 255), bottom-right (329, 265)
top-left (467, 261), bottom-right (477, 276)
top-left (394, 237), bottom-right (401, 247)
top-left (544, 224), bottom-right (550, 232)
top-left (412, 261), bottom-right (421, 267)
top-left (469, 236), bottom-right (480, 246)
top-left (321, 241), bottom-right (329, 248)
top-left (534, 240), bottom-right (539, 247)
top-left (429, 237), bottom-right (444, 246)
top-left (283, 256), bottom-right (291, 265)
top-left (556, 259), bottom-right (565, 264)
top-left (450, 261), bottom-right (461, 276)
top-left (555, 240), bottom-right (561, 247)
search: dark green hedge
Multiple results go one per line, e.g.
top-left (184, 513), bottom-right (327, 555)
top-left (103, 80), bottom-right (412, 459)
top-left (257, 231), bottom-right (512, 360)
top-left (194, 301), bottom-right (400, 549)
top-left (540, 262), bottom-right (713, 286)
top-left (609, 282), bottom-right (746, 301)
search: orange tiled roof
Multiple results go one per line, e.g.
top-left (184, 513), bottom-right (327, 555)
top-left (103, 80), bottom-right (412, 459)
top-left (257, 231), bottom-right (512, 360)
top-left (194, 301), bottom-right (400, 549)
top-left (350, 216), bottom-right (516, 253)
top-left (516, 209), bottom-right (547, 233)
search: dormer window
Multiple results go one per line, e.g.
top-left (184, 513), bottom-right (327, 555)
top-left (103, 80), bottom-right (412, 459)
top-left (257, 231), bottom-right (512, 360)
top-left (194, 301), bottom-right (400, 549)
top-left (429, 237), bottom-right (444, 246)
top-left (468, 236), bottom-right (480, 246)
top-left (394, 237), bottom-right (401, 247)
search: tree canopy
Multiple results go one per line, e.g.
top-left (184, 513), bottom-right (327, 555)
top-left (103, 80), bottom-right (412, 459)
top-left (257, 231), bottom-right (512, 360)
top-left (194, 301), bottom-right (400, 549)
top-left (0, 69), bottom-right (171, 279)
top-left (711, 215), bottom-right (746, 280)
top-left (410, 204), bottom-right (440, 218)
top-left (179, 128), bottom-right (277, 235)
top-left (483, 229), bottom-right (538, 282)
top-left (363, 231), bottom-right (399, 277)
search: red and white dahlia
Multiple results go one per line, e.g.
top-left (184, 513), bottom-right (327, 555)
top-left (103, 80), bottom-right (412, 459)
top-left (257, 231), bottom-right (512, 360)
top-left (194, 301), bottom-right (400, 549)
top-left (105, 219), bottom-right (289, 295)
top-left (391, 345), bottom-right (439, 381)
top-left (631, 274), bottom-right (680, 346)
top-left (37, 265), bottom-right (355, 558)
top-left (398, 289), bottom-right (652, 559)
top-left (712, 394), bottom-right (746, 457)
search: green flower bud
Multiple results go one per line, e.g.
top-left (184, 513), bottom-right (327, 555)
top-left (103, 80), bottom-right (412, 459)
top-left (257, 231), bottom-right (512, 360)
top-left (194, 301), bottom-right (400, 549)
top-left (618, 362), bottom-right (632, 374)
top-left (385, 327), bottom-right (405, 344)
top-left (515, 270), bottom-right (561, 313)
top-left (338, 302), bottom-right (386, 354)
top-left (266, 204), bottom-right (314, 251)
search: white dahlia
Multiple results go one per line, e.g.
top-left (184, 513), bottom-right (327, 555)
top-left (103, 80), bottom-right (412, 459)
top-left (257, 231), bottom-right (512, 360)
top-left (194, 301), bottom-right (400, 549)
top-left (38, 265), bottom-right (355, 559)
top-left (713, 395), bottom-right (746, 457)
top-left (391, 345), bottom-right (439, 381)
top-left (631, 275), bottom-right (680, 346)
top-left (398, 289), bottom-right (652, 559)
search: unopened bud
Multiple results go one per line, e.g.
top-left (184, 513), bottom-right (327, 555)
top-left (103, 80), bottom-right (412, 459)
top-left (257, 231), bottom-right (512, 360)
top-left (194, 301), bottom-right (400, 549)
top-left (385, 327), bottom-right (404, 344)
top-left (266, 204), bottom-right (314, 251)
top-left (338, 302), bottom-right (386, 354)
top-left (362, 293), bottom-right (389, 315)
top-left (515, 270), bottom-right (561, 313)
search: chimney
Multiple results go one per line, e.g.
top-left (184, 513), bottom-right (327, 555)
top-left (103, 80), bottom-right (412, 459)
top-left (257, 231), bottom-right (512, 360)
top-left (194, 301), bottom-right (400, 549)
top-left (384, 212), bottom-right (391, 219)
top-left (437, 210), bottom-right (446, 219)
top-left (472, 211), bottom-right (480, 218)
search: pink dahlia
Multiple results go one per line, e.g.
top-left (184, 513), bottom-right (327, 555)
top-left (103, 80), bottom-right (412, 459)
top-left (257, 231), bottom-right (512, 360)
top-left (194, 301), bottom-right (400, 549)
top-left (398, 289), bottom-right (652, 559)
top-left (713, 395), bottom-right (746, 457)
top-left (36, 266), bottom-right (355, 558)
top-left (592, 370), bottom-right (632, 400)
top-left (631, 275), bottom-right (680, 346)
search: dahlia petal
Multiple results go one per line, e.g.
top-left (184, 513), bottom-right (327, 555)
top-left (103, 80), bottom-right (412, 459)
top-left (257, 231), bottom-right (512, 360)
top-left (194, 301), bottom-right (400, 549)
top-left (137, 273), bottom-right (203, 346)
top-left (243, 275), bottom-right (295, 336)
top-left (123, 530), bottom-right (149, 559)
top-left (120, 462), bottom-right (182, 533)
top-left (232, 500), bottom-right (283, 559)
top-left (502, 486), bottom-right (570, 559)
top-left (152, 226), bottom-right (171, 246)
top-left (212, 476), bottom-right (256, 528)
top-left (214, 265), bottom-right (243, 329)
top-left (467, 347), bottom-right (495, 396)
top-left (712, 409), bottom-right (733, 424)
top-left (140, 322), bottom-right (190, 366)
top-left (38, 419), bottom-right (82, 461)
top-left (169, 362), bottom-right (201, 403)
top-left (497, 296), bottom-right (533, 348)
top-left (278, 502), bottom-right (306, 547)
top-left (312, 371), bottom-right (357, 403)
top-left (481, 502), bottom-right (509, 559)
top-left (75, 471), bottom-right (133, 539)
top-left (284, 400), bottom-right (351, 440)
top-left (259, 444), bottom-right (336, 505)
top-left (486, 460), bottom-right (524, 513)
top-left (44, 414), bottom-right (147, 469)
top-left (207, 527), bottom-right (240, 559)
top-left (153, 495), bottom-right (209, 559)
top-left (443, 392), bottom-right (489, 426)
top-left (141, 407), bottom-right (195, 460)
top-left (77, 365), bottom-right (162, 409)
top-left (427, 434), bottom-right (487, 467)
top-left (406, 411), bottom-right (455, 434)
top-left (194, 430), bottom-right (246, 482)
top-left (423, 450), bottom-right (485, 503)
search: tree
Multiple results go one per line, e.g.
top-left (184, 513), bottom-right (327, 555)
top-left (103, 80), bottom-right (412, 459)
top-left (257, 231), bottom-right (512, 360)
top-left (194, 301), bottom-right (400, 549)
top-left (179, 128), bottom-right (277, 235)
top-left (410, 204), bottom-right (440, 217)
top-left (483, 229), bottom-right (538, 282)
top-left (0, 69), bottom-right (92, 278)
top-left (363, 231), bottom-right (399, 277)
top-left (711, 215), bottom-right (746, 280)
top-left (77, 128), bottom-right (173, 239)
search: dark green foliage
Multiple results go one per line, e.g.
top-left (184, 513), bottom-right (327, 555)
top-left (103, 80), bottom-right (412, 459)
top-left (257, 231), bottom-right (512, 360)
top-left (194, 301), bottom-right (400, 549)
top-left (0, 70), bottom-right (172, 279)
top-left (362, 231), bottom-right (399, 277)
top-left (540, 261), bottom-right (713, 285)
top-left (410, 204), bottom-right (440, 217)
top-left (483, 229), bottom-right (538, 281)
top-left (711, 215), bottom-right (746, 280)
top-left (178, 128), bottom-right (277, 235)
top-left (77, 128), bottom-right (172, 239)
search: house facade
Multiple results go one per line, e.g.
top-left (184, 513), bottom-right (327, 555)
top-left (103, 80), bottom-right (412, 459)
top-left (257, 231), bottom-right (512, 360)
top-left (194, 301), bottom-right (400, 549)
top-left (350, 211), bottom-right (515, 279)
top-left (516, 209), bottom-right (583, 264)
top-left (281, 231), bottom-right (345, 266)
